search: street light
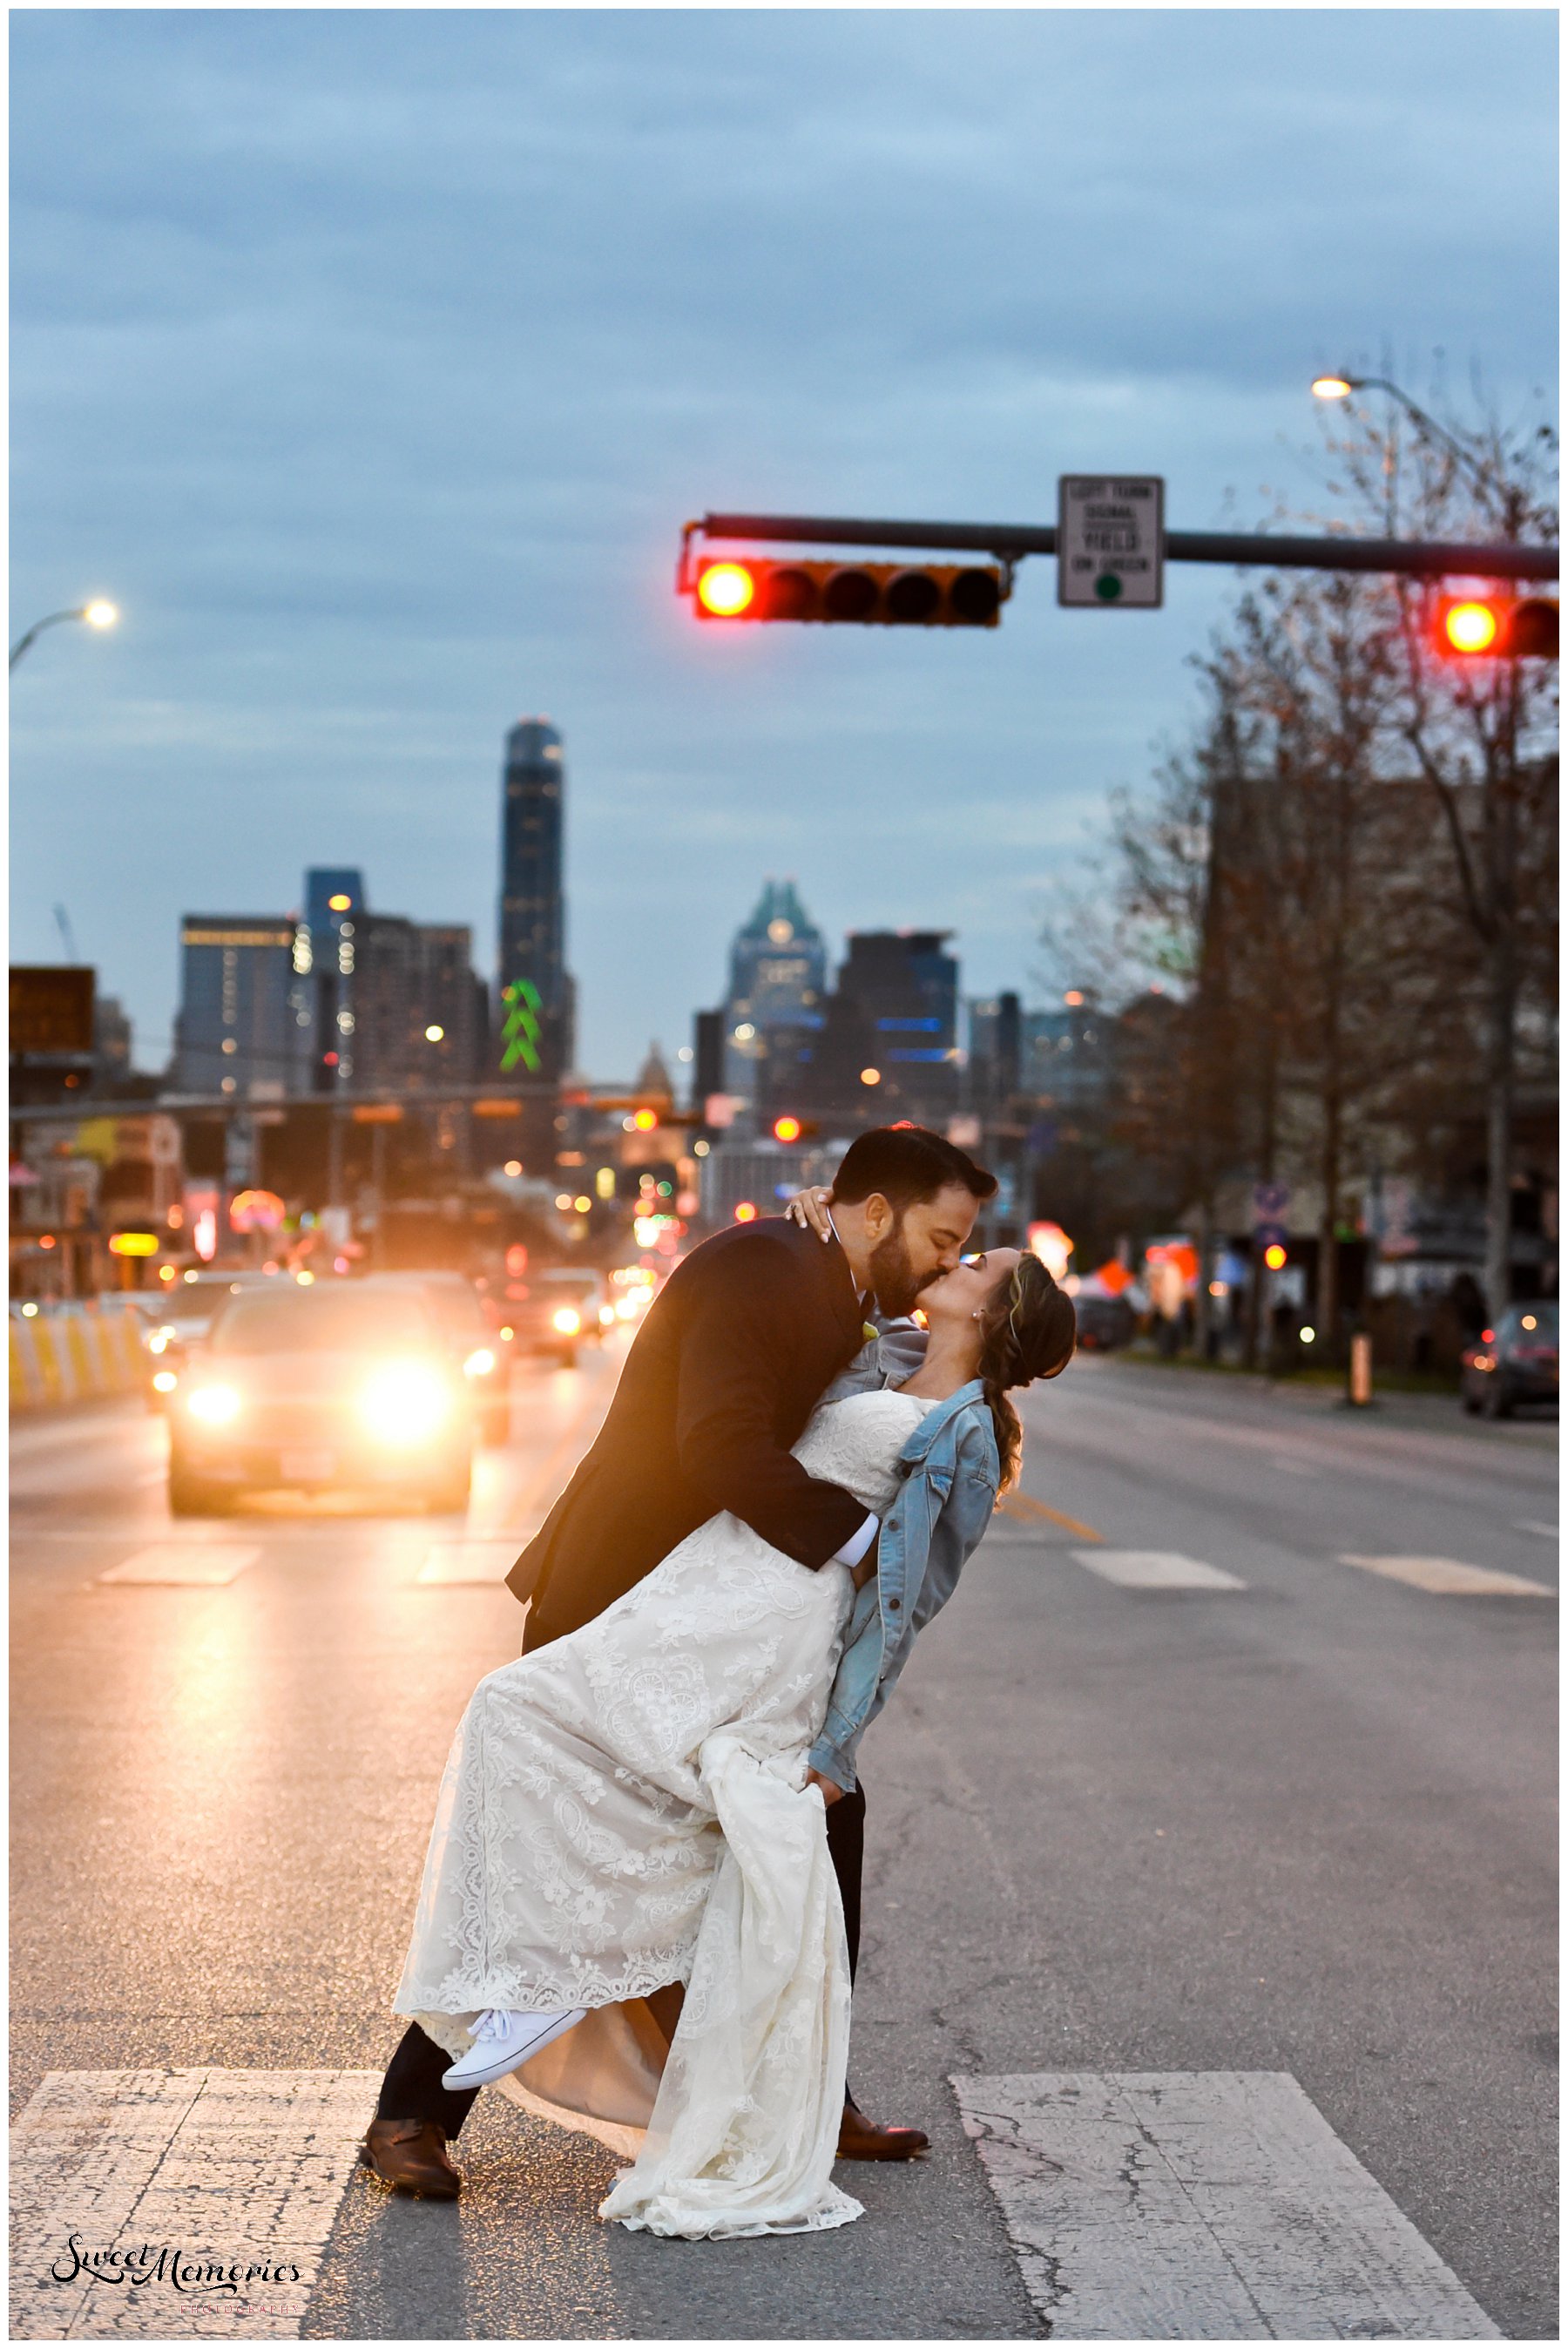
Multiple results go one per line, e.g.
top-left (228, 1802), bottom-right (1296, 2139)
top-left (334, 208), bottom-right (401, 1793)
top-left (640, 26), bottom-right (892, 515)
top-left (1309, 374), bottom-right (1499, 506)
top-left (10, 599), bottom-right (119, 671)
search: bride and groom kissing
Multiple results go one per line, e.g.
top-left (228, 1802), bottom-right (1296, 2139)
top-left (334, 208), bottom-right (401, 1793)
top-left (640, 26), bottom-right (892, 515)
top-left (362, 1124), bottom-right (1075, 2238)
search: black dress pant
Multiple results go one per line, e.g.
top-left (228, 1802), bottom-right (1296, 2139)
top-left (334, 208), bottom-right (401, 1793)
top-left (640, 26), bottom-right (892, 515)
top-left (377, 1779), bottom-right (868, 2136)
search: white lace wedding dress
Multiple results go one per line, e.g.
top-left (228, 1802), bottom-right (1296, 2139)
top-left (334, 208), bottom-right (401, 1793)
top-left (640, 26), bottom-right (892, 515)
top-left (394, 1384), bottom-right (930, 2239)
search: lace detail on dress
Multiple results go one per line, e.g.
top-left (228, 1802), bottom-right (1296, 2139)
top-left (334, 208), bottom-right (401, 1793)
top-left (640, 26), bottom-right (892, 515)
top-left (394, 1386), bottom-right (929, 2237)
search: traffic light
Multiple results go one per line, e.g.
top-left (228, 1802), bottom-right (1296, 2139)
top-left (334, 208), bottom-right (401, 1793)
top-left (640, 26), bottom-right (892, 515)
top-left (1435, 596), bottom-right (1558, 661)
top-left (693, 558), bottom-right (1008, 628)
top-left (771, 1114), bottom-right (820, 1142)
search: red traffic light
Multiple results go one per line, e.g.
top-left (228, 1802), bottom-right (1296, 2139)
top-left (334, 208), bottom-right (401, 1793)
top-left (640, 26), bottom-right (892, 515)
top-left (1441, 599), bottom-right (1499, 654)
top-left (696, 561), bottom-right (756, 618)
top-left (1435, 595), bottom-right (1558, 660)
top-left (692, 558), bottom-right (1006, 628)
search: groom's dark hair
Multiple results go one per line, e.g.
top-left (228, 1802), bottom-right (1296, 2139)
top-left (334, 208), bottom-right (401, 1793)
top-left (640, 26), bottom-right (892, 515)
top-left (831, 1125), bottom-right (997, 1214)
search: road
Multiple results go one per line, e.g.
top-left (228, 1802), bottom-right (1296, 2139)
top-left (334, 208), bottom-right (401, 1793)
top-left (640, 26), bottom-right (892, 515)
top-left (10, 1343), bottom-right (1557, 2339)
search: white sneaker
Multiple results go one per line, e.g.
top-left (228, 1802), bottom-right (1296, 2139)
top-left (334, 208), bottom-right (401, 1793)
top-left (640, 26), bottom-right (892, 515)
top-left (440, 2005), bottom-right (587, 2091)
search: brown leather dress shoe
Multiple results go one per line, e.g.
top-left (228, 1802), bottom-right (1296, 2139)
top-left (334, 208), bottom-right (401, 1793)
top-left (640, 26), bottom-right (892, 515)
top-left (836, 2100), bottom-right (929, 2161)
top-left (358, 2117), bottom-right (463, 2199)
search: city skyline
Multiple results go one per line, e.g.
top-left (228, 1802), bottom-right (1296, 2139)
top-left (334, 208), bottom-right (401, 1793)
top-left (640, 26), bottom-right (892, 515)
top-left (11, 11), bottom-right (1557, 1074)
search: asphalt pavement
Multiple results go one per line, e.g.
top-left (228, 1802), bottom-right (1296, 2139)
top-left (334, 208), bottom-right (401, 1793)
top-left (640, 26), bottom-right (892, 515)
top-left (9, 1344), bottom-right (1557, 2339)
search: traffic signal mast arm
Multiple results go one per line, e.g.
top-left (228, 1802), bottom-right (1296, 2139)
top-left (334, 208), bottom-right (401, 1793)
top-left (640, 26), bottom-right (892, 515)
top-left (682, 512), bottom-right (1558, 584)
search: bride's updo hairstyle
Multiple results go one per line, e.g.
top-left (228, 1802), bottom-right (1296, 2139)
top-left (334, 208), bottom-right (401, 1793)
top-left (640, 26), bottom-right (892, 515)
top-left (977, 1254), bottom-right (1076, 1493)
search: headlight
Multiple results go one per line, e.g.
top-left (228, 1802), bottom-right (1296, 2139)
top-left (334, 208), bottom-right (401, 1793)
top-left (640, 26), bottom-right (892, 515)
top-left (598, 1306), bottom-right (616, 1328)
top-left (551, 1306), bottom-right (582, 1336)
top-left (463, 1348), bottom-right (497, 1378)
top-left (148, 1327), bottom-right (174, 1355)
top-left (152, 1370), bottom-right (179, 1395)
top-left (615, 1296), bottom-right (638, 1320)
top-left (186, 1384), bottom-right (240, 1425)
top-left (359, 1362), bottom-right (452, 1442)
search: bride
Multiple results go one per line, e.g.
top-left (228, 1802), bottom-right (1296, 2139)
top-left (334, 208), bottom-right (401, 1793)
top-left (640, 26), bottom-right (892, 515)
top-left (392, 1243), bottom-right (1074, 2239)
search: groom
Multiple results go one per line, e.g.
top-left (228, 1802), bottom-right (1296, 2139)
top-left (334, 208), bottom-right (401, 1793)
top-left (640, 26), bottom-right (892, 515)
top-left (363, 1122), bottom-right (996, 2197)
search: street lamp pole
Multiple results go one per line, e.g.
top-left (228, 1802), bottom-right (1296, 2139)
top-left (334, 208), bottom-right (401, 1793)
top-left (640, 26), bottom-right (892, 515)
top-left (10, 601), bottom-right (119, 671)
top-left (1309, 376), bottom-right (1521, 523)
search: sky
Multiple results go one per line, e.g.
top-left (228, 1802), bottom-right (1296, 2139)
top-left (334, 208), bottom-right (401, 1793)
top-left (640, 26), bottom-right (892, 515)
top-left (10, 7), bottom-right (1558, 1080)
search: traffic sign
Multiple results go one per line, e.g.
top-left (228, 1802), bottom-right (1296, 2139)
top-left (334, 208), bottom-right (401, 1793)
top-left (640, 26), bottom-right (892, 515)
top-left (1058, 477), bottom-right (1165, 607)
top-left (1252, 1180), bottom-right (1291, 1225)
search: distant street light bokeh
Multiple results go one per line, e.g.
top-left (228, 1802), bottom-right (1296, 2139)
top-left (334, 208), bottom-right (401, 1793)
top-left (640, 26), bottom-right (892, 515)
top-left (10, 599), bottom-right (119, 671)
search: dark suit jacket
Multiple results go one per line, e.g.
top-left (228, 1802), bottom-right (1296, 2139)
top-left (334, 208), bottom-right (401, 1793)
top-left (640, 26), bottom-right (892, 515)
top-left (508, 1215), bottom-right (871, 1649)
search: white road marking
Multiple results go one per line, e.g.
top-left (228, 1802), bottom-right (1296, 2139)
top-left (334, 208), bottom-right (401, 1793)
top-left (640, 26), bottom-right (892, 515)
top-left (1071, 1549), bottom-right (1247, 1590)
top-left (1339, 1553), bottom-right (1556, 1597)
top-left (10, 2068), bottom-right (377, 2339)
top-left (416, 1538), bottom-right (525, 1584)
top-left (98, 1546), bottom-right (260, 1587)
top-left (951, 2069), bottom-right (1500, 2340)
top-left (1268, 1456), bottom-right (1312, 1475)
top-left (1513, 1520), bottom-right (1558, 1540)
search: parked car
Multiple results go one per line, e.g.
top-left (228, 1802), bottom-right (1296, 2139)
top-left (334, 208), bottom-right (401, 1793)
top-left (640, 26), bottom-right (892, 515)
top-left (509, 1267), bottom-right (611, 1366)
top-left (1460, 1302), bottom-right (1558, 1418)
top-left (1071, 1293), bottom-right (1135, 1351)
top-left (167, 1282), bottom-right (472, 1515)
top-left (360, 1271), bottom-right (512, 1445)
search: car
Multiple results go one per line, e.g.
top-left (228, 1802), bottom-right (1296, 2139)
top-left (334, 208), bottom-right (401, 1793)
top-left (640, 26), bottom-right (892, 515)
top-left (359, 1271), bottom-right (513, 1445)
top-left (167, 1281), bottom-right (473, 1515)
top-left (1460, 1302), bottom-right (1558, 1418)
top-left (1071, 1293), bottom-right (1135, 1351)
top-left (140, 1269), bottom-right (285, 1411)
top-left (508, 1266), bottom-right (610, 1366)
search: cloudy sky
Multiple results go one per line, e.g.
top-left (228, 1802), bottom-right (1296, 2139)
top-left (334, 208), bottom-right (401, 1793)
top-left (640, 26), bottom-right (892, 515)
top-left (10, 8), bottom-right (1557, 1079)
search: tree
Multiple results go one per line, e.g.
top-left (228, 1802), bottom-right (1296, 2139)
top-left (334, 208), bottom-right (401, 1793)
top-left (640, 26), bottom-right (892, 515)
top-left (1310, 381), bottom-right (1558, 1316)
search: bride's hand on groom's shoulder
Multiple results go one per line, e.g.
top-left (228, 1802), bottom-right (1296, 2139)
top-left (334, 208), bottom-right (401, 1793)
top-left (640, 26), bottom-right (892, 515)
top-left (784, 1187), bottom-right (835, 1241)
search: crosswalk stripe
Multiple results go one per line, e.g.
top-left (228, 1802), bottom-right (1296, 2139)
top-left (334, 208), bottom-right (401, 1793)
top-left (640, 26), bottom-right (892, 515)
top-left (1071, 1549), bottom-right (1247, 1590)
top-left (951, 2069), bottom-right (1500, 2339)
top-left (1339, 1554), bottom-right (1556, 1597)
top-left (98, 1546), bottom-right (260, 1587)
top-left (9, 2068), bottom-right (377, 2339)
top-left (416, 1538), bottom-right (526, 1584)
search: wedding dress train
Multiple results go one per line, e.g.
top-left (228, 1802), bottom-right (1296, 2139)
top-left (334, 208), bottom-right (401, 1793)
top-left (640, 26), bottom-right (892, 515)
top-left (393, 1384), bottom-right (929, 2238)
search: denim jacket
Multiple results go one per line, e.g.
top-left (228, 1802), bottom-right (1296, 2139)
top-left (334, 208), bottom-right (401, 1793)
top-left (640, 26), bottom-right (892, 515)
top-left (807, 1330), bottom-right (1000, 1791)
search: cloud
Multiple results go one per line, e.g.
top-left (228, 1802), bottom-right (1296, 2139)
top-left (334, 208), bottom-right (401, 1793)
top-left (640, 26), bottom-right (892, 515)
top-left (10, 9), bottom-right (1556, 1072)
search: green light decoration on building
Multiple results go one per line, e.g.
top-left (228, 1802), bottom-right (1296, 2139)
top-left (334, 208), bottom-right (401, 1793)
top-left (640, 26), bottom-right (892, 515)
top-left (500, 978), bottom-right (544, 1073)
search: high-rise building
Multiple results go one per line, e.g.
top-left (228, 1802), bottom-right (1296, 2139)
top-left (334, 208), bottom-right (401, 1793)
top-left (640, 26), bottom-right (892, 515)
top-left (498, 719), bottom-right (573, 1082)
top-left (175, 914), bottom-right (300, 1097)
top-left (834, 930), bottom-right (961, 1123)
top-left (969, 994), bottom-right (1105, 1114)
top-left (719, 880), bottom-right (828, 1106)
top-left (291, 867), bottom-right (367, 1091)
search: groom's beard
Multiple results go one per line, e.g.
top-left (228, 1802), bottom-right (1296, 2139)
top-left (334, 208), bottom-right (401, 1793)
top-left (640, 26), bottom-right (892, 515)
top-left (867, 1221), bottom-right (924, 1320)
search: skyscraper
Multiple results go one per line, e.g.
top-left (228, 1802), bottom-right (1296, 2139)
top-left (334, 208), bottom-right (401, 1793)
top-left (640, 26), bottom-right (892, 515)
top-left (292, 867), bottom-right (366, 1091)
top-left (498, 719), bottom-right (573, 1083)
top-left (719, 879), bottom-right (828, 1106)
top-left (833, 930), bottom-right (961, 1123)
top-left (175, 914), bottom-right (300, 1096)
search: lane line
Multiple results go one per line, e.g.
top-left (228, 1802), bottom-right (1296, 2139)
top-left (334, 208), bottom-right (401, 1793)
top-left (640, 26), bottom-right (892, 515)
top-left (952, 2068), bottom-right (1500, 2339)
top-left (1513, 1520), bottom-right (1558, 1540)
top-left (10, 2067), bottom-right (377, 2340)
top-left (1339, 1553), bottom-right (1556, 1597)
top-left (98, 1547), bottom-right (260, 1587)
top-left (416, 1539), bottom-right (527, 1585)
top-left (466, 1353), bottom-right (622, 1538)
top-left (1000, 1490), bottom-right (1105, 1542)
top-left (1071, 1549), bottom-right (1247, 1591)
